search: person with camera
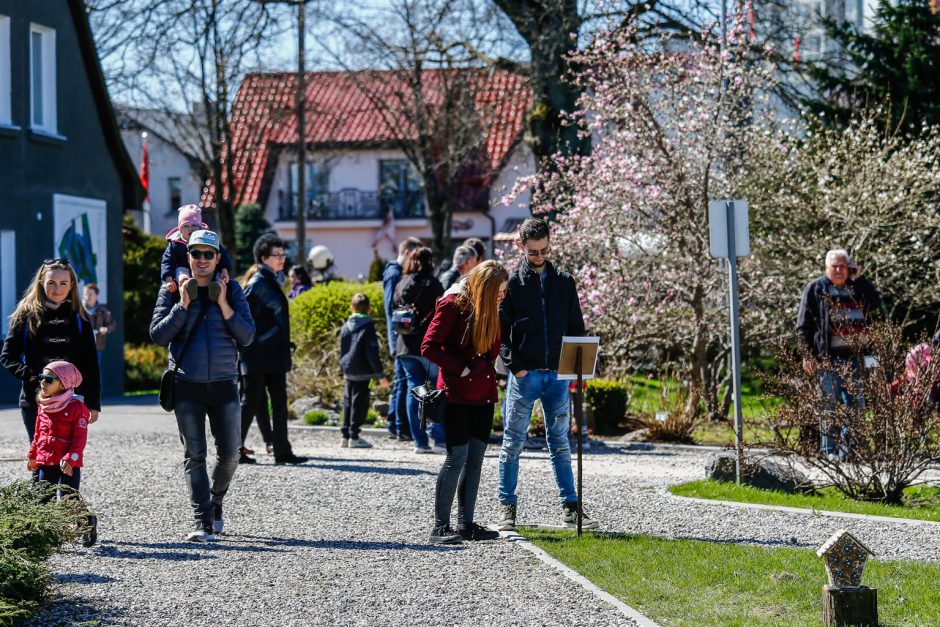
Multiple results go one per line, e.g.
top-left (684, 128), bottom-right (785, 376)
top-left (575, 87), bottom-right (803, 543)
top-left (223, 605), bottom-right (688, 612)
top-left (797, 248), bottom-right (883, 459)
top-left (394, 246), bottom-right (445, 453)
top-left (496, 217), bottom-right (599, 531)
top-left (422, 260), bottom-right (508, 544)
top-left (150, 230), bottom-right (254, 542)
top-left (383, 237), bottom-right (422, 441)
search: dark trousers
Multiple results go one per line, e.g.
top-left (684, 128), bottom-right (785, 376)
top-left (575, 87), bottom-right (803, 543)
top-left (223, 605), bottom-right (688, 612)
top-left (22, 403), bottom-right (38, 442)
top-left (240, 372), bottom-right (293, 459)
top-left (387, 358), bottom-right (411, 437)
top-left (175, 379), bottom-right (241, 529)
top-left (434, 403), bottom-right (493, 529)
top-left (36, 465), bottom-right (82, 493)
top-left (342, 380), bottom-right (371, 439)
top-left (239, 376), bottom-right (273, 445)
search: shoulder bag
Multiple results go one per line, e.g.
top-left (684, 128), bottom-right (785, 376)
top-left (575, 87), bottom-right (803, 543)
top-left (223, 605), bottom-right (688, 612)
top-left (158, 304), bottom-right (211, 412)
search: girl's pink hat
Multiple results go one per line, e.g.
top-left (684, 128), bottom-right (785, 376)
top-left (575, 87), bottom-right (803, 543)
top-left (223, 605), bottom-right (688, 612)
top-left (178, 204), bottom-right (206, 229)
top-left (44, 360), bottom-right (82, 390)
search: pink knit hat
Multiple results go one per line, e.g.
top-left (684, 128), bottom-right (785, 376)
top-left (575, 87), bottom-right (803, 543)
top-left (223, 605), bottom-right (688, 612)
top-left (178, 204), bottom-right (205, 229)
top-left (44, 360), bottom-right (83, 390)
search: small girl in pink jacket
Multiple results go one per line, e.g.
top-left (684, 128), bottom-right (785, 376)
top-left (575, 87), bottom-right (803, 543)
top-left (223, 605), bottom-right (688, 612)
top-left (26, 360), bottom-right (97, 545)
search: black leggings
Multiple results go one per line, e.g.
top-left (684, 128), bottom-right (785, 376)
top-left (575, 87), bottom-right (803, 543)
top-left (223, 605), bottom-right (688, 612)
top-left (434, 403), bottom-right (493, 528)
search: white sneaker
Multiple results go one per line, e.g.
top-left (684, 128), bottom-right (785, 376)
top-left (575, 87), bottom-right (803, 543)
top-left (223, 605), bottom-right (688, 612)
top-left (341, 438), bottom-right (349, 448)
top-left (185, 529), bottom-right (217, 543)
top-left (349, 438), bottom-right (373, 448)
top-left (413, 445), bottom-right (433, 454)
top-left (432, 442), bottom-right (447, 454)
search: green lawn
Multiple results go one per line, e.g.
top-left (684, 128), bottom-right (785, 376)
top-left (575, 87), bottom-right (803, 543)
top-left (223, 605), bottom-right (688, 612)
top-left (523, 529), bottom-right (940, 626)
top-left (669, 480), bottom-right (940, 523)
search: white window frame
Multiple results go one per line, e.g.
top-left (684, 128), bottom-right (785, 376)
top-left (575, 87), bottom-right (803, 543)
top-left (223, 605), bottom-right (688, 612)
top-left (29, 23), bottom-right (56, 134)
top-left (0, 16), bottom-right (11, 126)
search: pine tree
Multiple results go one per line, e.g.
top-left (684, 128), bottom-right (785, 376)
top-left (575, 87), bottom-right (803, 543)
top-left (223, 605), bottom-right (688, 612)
top-left (233, 204), bottom-right (272, 273)
top-left (804, 0), bottom-right (940, 131)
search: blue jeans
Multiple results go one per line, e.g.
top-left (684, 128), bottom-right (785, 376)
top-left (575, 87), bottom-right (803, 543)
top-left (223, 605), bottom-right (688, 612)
top-left (387, 358), bottom-right (410, 436)
top-left (498, 371), bottom-right (577, 506)
top-left (399, 355), bottom-right (444, 448)
top-left (817, 360), bottom-right (862, 458)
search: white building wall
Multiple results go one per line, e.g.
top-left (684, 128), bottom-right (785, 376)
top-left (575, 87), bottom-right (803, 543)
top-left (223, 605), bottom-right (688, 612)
top-left (120, 130), bottom-right (203, 237)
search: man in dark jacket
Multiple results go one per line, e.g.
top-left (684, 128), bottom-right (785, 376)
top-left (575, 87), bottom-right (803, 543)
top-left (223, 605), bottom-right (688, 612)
top-left (496, 217), bottom-right (599, 532)
top-left (339, 293), bottom-right (388, 448)
top-left (239, 234), bottom-right (308, 466)
top-left (150, 229), bottom-right (255, 542)
top-left (796, 248), bottom-right (882, 459)
top-left (382, 237), bottom-right (421, 440)
top-left (438, 244), bottom-right (478, 291)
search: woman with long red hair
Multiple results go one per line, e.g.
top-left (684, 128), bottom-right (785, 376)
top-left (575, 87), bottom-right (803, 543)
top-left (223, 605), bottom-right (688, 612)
top-left (421, 260), bottom-right (508, 544)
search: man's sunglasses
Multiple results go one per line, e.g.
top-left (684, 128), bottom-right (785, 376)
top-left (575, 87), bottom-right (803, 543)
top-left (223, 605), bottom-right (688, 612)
top-left (188, 250), bottom-right (218, 260)
top-left (524, 245), bottom-right (550, 258)
top-left (43, 257), bottom-right (71, 267)
top-left (37, 374), bottom-right (59, 384)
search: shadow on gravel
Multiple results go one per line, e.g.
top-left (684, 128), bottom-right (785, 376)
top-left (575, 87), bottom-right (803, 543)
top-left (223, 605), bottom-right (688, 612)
top-left (28, 598), bottom-right (126, 626)
top-left (309, 462), bottom-right (436, 476)
top-left (235, 534), bottom-right (464, 553)
top-left (95, 539), bottom-right (287, 560)
top-left (56, 572), bottom-right (116, 584)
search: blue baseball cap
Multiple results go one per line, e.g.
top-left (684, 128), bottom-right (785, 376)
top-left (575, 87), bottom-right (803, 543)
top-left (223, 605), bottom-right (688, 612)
top-left (187, 229), bottom-right (220, 251)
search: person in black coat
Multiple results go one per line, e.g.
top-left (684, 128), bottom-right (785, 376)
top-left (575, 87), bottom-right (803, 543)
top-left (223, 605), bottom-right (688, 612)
top-left (339, 293), bottom-right (388, 448)
top-left (394, 246), bottom-right (445, 452)
top-left (238, 234), bottom-right (307, 465)
top-left (1, 259), bottom-right (101, 441)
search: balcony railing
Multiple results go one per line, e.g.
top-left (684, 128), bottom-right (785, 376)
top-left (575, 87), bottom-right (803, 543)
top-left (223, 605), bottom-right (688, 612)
top-left (277, 189), bottom-right (426, 221)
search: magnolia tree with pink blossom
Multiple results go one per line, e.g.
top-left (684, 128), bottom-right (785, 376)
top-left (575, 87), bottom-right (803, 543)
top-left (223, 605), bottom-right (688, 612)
top-left (506, 15), bottom-right (940, 421)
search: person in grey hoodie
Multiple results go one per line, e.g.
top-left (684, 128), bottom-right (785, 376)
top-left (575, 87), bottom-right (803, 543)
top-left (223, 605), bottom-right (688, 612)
top-left (150, 230), bottom-right (255, 543)
top-left (339, 293), bottom-right (388, 448)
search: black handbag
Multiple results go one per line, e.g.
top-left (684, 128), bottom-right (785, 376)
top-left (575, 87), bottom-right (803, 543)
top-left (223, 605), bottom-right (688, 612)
top-left (158, 304), bottom-right (210, 412)
top-left (411, 384), bottom-right (446, 430)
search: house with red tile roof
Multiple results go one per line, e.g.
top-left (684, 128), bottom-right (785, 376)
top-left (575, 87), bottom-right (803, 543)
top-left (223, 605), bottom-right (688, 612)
top-left (225, 67), bottom-right (534, 278)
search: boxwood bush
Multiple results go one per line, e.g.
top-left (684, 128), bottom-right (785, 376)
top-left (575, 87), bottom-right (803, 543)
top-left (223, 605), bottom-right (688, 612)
top-left (586, 378), bottom-right (628, 434)
top-left (289, 281), bottom-right (390, 404)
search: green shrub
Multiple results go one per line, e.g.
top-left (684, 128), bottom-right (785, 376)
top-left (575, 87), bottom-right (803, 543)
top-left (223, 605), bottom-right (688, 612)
top-left (586, 378), bottom-right (628, 434)
top-left (304, 410), bottom-right (330, 425)
top-left (234, 203), bottom-right (272, 273)
top-left (0, 550), bottom-right (48, 607)
top-left (368, 250), bottom-right (386, 283)
top-left (289, 281), bottom-right (389, 404)
top-left (124, 343), bottom-right (168, 391)
top-left (365, 407), bottom-right (380, 426)
top-left (122, 215), bottom-right (165, 345)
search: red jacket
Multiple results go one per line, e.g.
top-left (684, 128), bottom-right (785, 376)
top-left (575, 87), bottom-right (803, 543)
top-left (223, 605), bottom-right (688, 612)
top-left (27, 399), bottom-right (89, 468)
top-left (422, 294), bottom-right (500, 405)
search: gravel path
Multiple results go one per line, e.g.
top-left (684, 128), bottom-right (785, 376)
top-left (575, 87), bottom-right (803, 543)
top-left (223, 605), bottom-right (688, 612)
top-left (1, 399), bottom-right (937, 625)
top-left (0, 400), bottom-right (634, 626)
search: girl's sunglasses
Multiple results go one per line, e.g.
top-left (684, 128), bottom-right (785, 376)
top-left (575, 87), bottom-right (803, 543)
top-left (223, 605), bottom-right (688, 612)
top-left (189, 250), bottom-right (218, 260)
top-left (37, 374), bottom-right (59, 384)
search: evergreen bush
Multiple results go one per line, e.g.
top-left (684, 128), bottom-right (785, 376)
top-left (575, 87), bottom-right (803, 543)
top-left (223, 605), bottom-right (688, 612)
top-left (585, 379), bottom-right (628, 434)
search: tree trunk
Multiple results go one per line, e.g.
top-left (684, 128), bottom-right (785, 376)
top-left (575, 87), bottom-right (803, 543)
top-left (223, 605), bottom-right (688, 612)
top-left (822, 586), bottom-right (878, 627)
top-left (494, 0), bottom-right (590, 167)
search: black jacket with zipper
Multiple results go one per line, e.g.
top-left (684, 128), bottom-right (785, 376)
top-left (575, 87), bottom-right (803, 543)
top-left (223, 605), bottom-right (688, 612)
top-left (239, 265), bottom-right (292, 374)
top-left (339, 315), bottom-right (384, 381)
top-left (499, 259), bottom-right (585, 375)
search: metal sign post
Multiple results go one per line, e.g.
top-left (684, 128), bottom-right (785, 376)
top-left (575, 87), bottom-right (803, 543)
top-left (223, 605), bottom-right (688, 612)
top-left (708, 200), bottom-right (750, 485)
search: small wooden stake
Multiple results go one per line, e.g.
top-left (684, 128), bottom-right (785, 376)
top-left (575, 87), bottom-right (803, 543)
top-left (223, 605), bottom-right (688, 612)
top-left (822, 585), bottom-right (878, 627)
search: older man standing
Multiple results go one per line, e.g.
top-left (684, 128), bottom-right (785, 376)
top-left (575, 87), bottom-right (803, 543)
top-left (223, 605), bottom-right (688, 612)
top-left (439, 244), bottom-right (479, 291)
top-left (151, 230), bottom-right (255, 542)
top-left (797, 248), bottom-right (883, 459)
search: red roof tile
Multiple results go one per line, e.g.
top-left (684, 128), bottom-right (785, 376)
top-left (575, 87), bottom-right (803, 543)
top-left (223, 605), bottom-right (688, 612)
top-left (225, 68), bottom-right (531, 208)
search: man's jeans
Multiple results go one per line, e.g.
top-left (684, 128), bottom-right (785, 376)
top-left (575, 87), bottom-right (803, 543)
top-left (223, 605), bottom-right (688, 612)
top-left (387, 358), bottom-right (410, 437)
top-left (498, 370), bottom-right (578, 506)
top-left (399, 355), bottom-right (444, 448)
top-left (175, 379), bottom-right (241, 529)
top-left (817, 359), bottom-right (862, 459)
top-left (240, 371), bottom-right (294, 459)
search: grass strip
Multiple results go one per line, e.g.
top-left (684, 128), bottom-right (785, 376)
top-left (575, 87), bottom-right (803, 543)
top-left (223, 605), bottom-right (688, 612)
top-left (670, 480), bottom-right (940, 523)
top-left (522, 529), bottom-right (940, 626)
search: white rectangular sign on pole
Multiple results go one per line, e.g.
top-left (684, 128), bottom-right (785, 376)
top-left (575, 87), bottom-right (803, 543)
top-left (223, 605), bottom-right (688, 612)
top-left (708, 200), bottom-right (750, 258)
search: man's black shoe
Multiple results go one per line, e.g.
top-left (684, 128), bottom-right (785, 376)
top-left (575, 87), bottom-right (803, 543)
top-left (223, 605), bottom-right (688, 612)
top-left (238, 452), bottom-right (257, 464)
top-left (387, 432), bottom-right (399, 440)
top-left (429, 525), bottom-right (462, 544)
top-left (275, 454), bottom-right (309, 465)
top-left (397, 434), bottom-right (412, 441)
top-left (458, 523), bottom-right (500, 541)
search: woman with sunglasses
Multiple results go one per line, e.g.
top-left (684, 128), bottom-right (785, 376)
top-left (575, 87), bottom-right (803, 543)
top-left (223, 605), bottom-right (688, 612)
top-left (1, 258), bottom-right (101, 442)
top-left (421, 260), bottom-right (509, 544)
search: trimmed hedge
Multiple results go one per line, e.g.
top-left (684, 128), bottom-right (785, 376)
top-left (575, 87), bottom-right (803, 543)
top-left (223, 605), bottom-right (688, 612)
top-left (124, 343), bottom-right (168, 391)
top-left (586, 378), bottom-right (628, 434)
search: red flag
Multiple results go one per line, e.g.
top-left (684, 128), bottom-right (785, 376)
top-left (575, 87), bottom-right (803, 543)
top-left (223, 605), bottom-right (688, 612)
top-left (139, 137), bottom-right (149, 198)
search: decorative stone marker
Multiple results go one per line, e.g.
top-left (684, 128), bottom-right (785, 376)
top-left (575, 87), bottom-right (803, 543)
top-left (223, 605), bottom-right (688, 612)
top-left (816, 530), bottom-right (878, 626)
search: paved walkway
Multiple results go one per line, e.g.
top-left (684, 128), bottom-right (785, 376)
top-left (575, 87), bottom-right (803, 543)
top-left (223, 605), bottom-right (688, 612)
top-left (1, 398), bottom-right (937, 625)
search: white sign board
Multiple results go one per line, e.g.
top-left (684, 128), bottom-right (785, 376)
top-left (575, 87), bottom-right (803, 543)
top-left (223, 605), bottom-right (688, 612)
top-left (53, 194), bottom-right (108, 298)
top-left (708, 200), bottom-right (750, 258)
